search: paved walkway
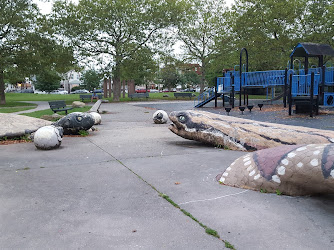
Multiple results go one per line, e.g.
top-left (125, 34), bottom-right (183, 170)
top-left (12, 101), bottom-right (50, 115)
top-left (0, 101), bottom-right (333, 249)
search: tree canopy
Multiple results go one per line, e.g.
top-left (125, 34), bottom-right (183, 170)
top-left (81, 70), bottom-right (101, 91)
top-left (1, 0), bottom-right (334, 104)
top-left (0, 0), bottom-right (75, 104)
top-left (52, 0), bottom-right (190, 101)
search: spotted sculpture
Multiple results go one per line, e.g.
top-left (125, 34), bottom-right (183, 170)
top-left (169, 110), bottom-right (334, 195)
top-left (153, 110), bottom-right (168, 124)
top-left (169, 110), bottom-right (334, 151)
top-left (53, 112), bottom-right (95, 135)
top-left (217, 144), bottom-right (334, 195)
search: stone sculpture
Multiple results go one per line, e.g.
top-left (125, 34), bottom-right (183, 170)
top-left (169, 110), bottom-right (334, 151)
top-left (153, 110), bottom-right (168, 124)
top-left (90, 112), bottom-right (102, 125)
top-left (33, 125), bottom-right (63, 150)
top-left (53, 112), bottom-right (95, 135)
top-left (217, 144), bottom-right (334, 196)
top-left (169, 110), bottom-right (334, 195)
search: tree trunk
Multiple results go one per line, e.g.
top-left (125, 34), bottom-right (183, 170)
top-left (200, 62), bottom-right (206, 94)
top-left (113, 58), bottom-right (122, 101)
top-left (108, 78), bottom-right (112, 98)
top-left (122, 80), bottom-right (125, 98)
top-left (103, 78), bottom-right (107, 98)
top-left (0, 70), bottom-right (6, 105)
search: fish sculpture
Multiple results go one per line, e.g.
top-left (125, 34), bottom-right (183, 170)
top-left (53, 112), bottom-right (95, 135)
top-left (169, 110), bottom-right (334, 195)
top-left (169, 110), bottom-right (334, 151)
top-left (217, 144), bottom-right (334, 196)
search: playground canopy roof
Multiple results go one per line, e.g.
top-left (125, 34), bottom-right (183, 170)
top-left (290, 43), bottom-right (334, 57)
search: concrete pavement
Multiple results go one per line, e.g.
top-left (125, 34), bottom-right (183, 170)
top-left (0, 101), bottom-right (333, 249)
top-left (12, 101), bottom-right (51, 115)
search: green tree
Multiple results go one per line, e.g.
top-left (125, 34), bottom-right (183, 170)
top-left (0, 0), bottom-right (75, 104)
top-left (177, 0), bottom-right (227, 93)
top-left (0, 0), bottom-right (39, 104)
top-left (227, 0), bottom-right (306, 70)
top-left (52, 0), bottom-right (189, 101)
top-left (181, 70), bottom-right (200, 88)
top-left (81, 70), bottom-right (101, 91)
top-left (160, 62), bottom-right (182, 90)
top-left (121, 47), bottom-right (158, 86)
top-left (34, 70), bottom-right (61, 93)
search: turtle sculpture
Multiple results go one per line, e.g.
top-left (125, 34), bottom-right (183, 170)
top-left (53, 112), bottom-right (95, 135)
top-left (169, 110), bottom-right (334, 195)
top-left (34, 125), bottom-right (63, 150)
top-left (153, 110), bottom-right (168, 124)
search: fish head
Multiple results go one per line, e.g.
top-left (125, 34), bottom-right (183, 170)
top-left (169, 110), bottom-right (208, 141)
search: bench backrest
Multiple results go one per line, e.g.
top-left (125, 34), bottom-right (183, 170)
top-left (128, 93), bottom-right (149, 98)
top-left (80, 94), bottom-right (103, 98)
top-left (49, 100), bottom-right (66, 109)
top-left (174, 92), bottom-right (192, 96)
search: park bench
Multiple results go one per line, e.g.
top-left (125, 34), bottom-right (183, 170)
top-left (174, 92), bottom-right (193, 99)
top-left (128, 93), bottom-right (149, 99)
top-left (48, 100), bottom-right (73, 115)
top-left (80, 94), bottom-right (102, 102)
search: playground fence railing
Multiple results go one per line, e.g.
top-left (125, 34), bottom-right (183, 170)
top-left (291, 74), bottom-right (320, 97)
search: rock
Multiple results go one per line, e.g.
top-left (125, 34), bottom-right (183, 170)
top-left (153, 110), bottom-right (168, 124)
top-left (33, 125), bottom-right (63, 150)
top-left (53, 112), bottom-right (95, 135)
top-left (0, 113), bottom-right (52, 139)
top-left (163, 94), bottom-right (169, 97)
top-left (72, 101), bottom-right (86, 108)
top-left (90, 112), bottom-right (102, 125)
top-left (101, 99), bottom-right (109, 103)
top-left (41, 113), bottom-right (64, 121)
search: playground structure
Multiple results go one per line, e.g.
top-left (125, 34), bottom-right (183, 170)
top-left (195, 43), bottom-right (334, 117)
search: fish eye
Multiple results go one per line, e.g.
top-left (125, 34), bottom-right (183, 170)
top-left (178, 115), bottom-right (186, 123)
top-left (76, 116), bottom-right (82, 122)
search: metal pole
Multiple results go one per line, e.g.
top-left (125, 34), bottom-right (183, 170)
top-left (231, 76), bottom-right (235, 108)
top-left (289, 74), bottom-right (292, 116)
top-left (284, 68), bottom-right (288, 107)
top-left (239, 48), bottom-right (248, 107)
top-left (310, 72), bottom-right (314, 117)
top-left (214, 77), bottom-right (217, 108)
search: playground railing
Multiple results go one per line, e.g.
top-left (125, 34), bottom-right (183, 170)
top-left (325, 67), bottom-right (334, 85)
top-left (291, 74), bottom-right (320, 97)
top-left (217, 77), bottom-right (232, 93)
top-left (243, 70), bottom-right (285, 87)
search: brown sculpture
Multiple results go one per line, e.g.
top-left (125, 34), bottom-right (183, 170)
top-left (169, 110), bottom-right (334, 195)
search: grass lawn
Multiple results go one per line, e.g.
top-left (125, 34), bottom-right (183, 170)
top-left (2, 92), bottom-right (271, 107)
top-left (0, 106), bottom-right (38, 113)
top-left (0, 100), bottom-right (37, 113)
top-left (23, 106), bottom-right (92, 119)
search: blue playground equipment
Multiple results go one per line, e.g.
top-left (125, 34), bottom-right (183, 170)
top-left (194, 43), bottom-right (334, 117)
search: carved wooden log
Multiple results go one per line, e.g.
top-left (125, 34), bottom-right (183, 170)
top-left (169, 110), bottom-right (334, 151)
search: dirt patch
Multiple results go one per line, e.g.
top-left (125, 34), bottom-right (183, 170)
top-left (0, 140), bottom-right (32, 145)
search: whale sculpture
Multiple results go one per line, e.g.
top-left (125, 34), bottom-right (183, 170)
top-left (169, 110), bottom-right (334, 151)
top-left (217, 144), bottom-right (334, 196)
top-left (169, 110), bottom-right (334, 195)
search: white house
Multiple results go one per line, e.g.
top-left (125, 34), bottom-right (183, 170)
top-left (60, 70), bottom-right (82, 92)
